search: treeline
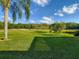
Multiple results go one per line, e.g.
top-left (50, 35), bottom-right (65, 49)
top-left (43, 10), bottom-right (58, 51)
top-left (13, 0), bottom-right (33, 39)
top-left (51, 22), bottom-right (79, 30)
top-left (50, 22), bottom-right (79, 32)
top-left (0, 22), bottom-right (49, 29)
top-left (0, 22), bottom-right (79, 29)
top-left (66, 23), bottom-right (79, 29)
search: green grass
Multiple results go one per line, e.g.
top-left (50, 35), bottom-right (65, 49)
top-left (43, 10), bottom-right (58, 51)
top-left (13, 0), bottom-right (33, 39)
top-left (29, 37), bottom-right (79, 59)
top-left (0, 29), bottom-right (36, 51)
top-left (0, 29), bottom-right (78, 59)
top-left (34, 30), bottom-right (74, 37)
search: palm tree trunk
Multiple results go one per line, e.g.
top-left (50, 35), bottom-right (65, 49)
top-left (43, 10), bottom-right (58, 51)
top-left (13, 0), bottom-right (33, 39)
top-left (4, 7), bottom-right (8, 40)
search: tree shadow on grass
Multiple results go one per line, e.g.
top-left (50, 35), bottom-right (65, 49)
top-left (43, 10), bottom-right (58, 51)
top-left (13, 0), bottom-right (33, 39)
top-left (29, 37), bottom-right (79, 59)
top-left (34, 31), bottom-right (48, 34)
top-left (0, 37), bottom-right (79, 59)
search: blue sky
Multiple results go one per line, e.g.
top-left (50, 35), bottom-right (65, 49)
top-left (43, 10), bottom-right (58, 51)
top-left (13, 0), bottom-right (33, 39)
top-left (0, 0), bottom-right (79, 24)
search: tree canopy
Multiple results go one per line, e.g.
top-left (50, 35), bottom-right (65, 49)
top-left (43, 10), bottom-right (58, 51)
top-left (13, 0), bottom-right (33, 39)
top-left (0, 0), bottom-right (30, 22)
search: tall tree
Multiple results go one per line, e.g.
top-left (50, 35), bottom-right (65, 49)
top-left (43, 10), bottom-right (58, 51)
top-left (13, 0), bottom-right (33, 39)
top-left (1, 0), bottom-right (30, 40)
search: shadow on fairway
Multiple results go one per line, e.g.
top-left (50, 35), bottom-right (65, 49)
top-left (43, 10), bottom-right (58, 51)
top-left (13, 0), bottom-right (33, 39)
top-left (29, 37), bottom-right (79, 59)
top-left (0, 37), bottom-right (79, 59)
top-left (34, 31), bottom-right (48, 34)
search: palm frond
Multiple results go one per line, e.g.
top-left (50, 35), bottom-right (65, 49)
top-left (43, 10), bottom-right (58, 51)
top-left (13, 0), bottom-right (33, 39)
top-left (25, 0), bottom-right (30, 19)
top-left (0, 0), bottom-right (2, 4)
top-left (8, 0), bottom-right (30, 22)
top-left (12, 11), bottom-right (16, 22)
top-left (18, 10), bottom-right (22, 19)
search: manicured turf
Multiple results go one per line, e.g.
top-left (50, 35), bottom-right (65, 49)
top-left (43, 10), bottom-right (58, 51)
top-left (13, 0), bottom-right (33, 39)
top-left (0, 29), bottom-right (78, 59)
top-left (0, 29), bottom-right (36, 51)
top-left (29, 37), bottom-right (79, 59)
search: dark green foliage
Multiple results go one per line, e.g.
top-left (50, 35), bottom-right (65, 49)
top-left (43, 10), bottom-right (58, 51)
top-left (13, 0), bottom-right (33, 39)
top-left (0, 21), bottom-right (79, 30)
top-left (66, 23), bottom-right (79, 29)
top-left (49, 25), bottom-right (52, 32)
top-left (51, 23), bottom-right (66, 32)
top-left (25, 0), bottom-right (30, 19)
top-left (0, 22), bottom-right (4, 29)
top-left (28, 37), bottom-right (79, 59)
top-left (0, 0), bottom-right (1, 2)
top-left (12, 12), bottom-right (16, 22)
top-left (50, 22), bottom-right (79, 32)
top-left (9, 0), bottom-right (30, 22)
top-left (74, 31), bottom-right (79, 36)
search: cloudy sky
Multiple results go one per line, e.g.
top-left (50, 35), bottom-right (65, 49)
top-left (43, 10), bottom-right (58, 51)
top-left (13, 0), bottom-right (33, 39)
top-left (0, 0), bottom-right (79, 24)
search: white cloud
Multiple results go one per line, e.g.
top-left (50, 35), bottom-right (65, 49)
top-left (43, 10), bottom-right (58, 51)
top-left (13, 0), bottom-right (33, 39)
top-left (40, 16), bottom-right (54, 24)
top-left (54, 3), bottom-right (79, 17)
top-left (32, 0), bottom-right (49, 7)
top-left (54, 10), bottom-right (64, 17)
top-left (29, 20), bottom-right (36, 24)
top-left (63, 4), bottom-right (79, 14)
top-left (27, 16), bottom-right (55, 24)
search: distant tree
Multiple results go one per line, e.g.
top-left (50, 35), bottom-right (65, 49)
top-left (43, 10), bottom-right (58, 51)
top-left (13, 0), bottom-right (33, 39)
top-left (49, 25), bottom-right (52, 32)
top-left (66, 23), bottom-right (79, 29)
top-left (52, 23), bottom-right (66, 32)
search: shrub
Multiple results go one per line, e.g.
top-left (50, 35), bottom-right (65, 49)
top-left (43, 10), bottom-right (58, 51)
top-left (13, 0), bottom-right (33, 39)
top-left (51, 23), bottom-right (66, 32)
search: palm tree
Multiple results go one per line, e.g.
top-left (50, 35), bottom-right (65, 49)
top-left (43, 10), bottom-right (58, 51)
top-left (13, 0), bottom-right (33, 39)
top-left (1, 0), bottom-right (30, 40)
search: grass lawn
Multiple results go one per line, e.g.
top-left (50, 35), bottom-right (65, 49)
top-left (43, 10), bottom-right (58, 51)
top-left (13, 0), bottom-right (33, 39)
top-left (0, 29), bottom-right (36, 51)
top-left (29, 37), bottom-right (79, 59)
top-left (0, 29), bottom-right (79, 59)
